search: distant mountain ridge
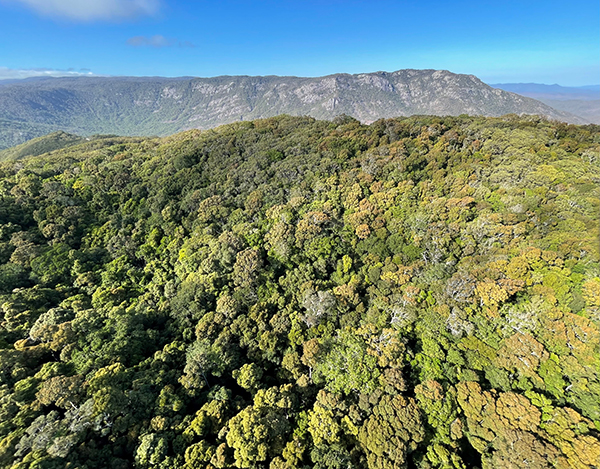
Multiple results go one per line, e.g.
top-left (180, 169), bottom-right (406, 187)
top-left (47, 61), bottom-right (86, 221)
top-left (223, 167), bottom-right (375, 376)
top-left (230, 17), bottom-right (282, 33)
top-left (0, 69), bottom-right (587, 149)
top-left (491, 83), bottom-right (600, 124)
top-left (490, 83), bottom-right (599, 100)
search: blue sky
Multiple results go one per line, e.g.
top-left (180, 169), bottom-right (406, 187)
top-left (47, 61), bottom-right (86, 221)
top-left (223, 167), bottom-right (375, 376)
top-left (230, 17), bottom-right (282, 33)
top-left (0, 0), bottom-right (598, 85)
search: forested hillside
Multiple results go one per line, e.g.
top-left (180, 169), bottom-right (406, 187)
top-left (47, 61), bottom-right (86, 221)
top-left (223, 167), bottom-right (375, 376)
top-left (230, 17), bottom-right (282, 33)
top-left (0, 115), bottom-right (598, 469)
top-left (0, 132), bottom-right (112, 162)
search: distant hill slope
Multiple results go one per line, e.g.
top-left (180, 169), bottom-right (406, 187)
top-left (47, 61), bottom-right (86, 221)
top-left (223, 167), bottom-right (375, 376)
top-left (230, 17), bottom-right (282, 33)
top-left (491, 83), bottom-right (600, 124)
top-left (0, 69), bottom-right (586, 149)
top-left (0, 131), bottom-right (87, 161)
top-left (0, 131), bottom-right (150, 161)
top-left (0, 118), bottom-right (78, 151)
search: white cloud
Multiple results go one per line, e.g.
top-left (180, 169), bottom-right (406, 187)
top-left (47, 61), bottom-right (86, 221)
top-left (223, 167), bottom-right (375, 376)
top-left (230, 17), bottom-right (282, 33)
top-left (0, 67), bottom-right (97, 80)
top-left (127, 35), bottom-right (195, 48)
top-left (3, 0), bottom-right (160, 21)
top-left (127, 35), bottom-right (173, 47)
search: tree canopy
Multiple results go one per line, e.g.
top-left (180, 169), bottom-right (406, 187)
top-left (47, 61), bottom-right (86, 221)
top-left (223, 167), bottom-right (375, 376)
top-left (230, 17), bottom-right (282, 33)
top-left (0, 114), bottom-right (598, 468)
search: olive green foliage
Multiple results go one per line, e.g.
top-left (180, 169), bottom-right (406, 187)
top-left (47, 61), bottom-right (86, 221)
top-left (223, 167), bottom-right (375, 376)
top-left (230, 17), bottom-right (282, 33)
top-left (0, 114), bottom-right (598, 468)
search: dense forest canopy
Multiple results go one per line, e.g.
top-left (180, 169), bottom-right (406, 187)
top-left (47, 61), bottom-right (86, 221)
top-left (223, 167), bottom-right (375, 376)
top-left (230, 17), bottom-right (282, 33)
top-left (0, 114), bottom-right (598, 469)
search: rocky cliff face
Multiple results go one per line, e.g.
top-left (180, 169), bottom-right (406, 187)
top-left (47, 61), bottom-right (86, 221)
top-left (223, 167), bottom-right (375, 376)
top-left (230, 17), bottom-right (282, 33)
top-left (0, 69), bottom-right (585, 149)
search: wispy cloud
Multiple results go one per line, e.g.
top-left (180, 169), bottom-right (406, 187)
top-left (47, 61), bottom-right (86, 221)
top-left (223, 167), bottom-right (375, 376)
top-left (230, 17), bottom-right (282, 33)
top-left (2, 0), bottom-right (161, 22)
top-left (0, 67), bottom-right (97, 80)
top-left (127, 35), bottom-right (195, 48)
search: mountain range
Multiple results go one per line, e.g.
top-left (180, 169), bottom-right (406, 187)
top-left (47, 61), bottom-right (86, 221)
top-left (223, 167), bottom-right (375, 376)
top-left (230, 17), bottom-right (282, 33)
top-left (0, 69), bottom-right (588, 150)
